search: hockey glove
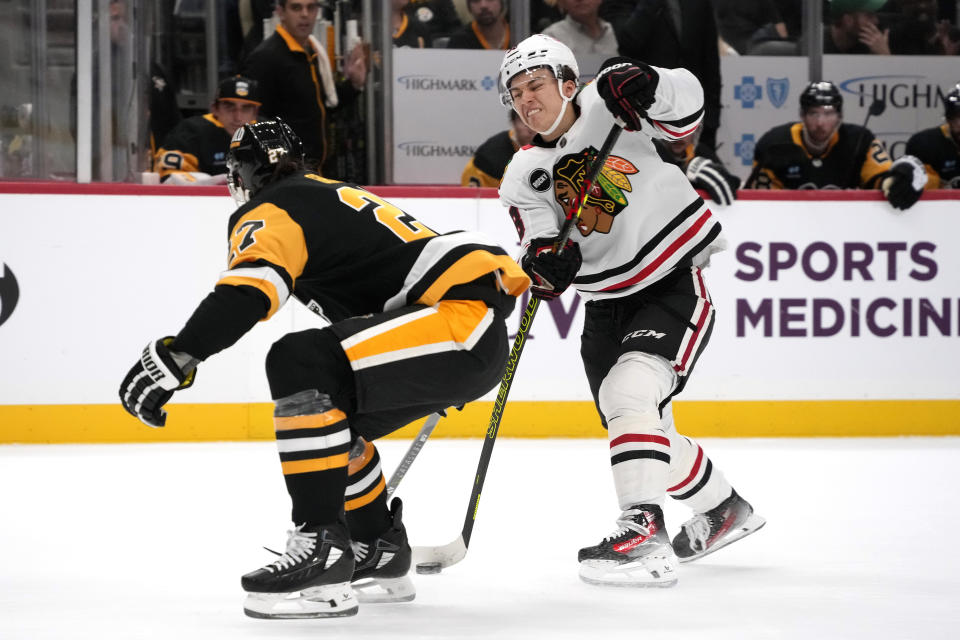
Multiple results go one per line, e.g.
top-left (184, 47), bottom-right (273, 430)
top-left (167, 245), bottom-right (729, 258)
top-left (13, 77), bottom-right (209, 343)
top-left (686, 157), bottom-right (741, 206)
top-left (119, 337), bottom-right (197, 428)
top-left (521, 237), bottom-right (582, 300)
top-left (881, 155), bottom-right (927, 211)
top-left (595, 57), bottom-right (659, 131)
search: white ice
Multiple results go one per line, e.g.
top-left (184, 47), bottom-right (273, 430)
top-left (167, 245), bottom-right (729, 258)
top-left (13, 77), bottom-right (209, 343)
top-left (1, 437), bottom-right (958, 639)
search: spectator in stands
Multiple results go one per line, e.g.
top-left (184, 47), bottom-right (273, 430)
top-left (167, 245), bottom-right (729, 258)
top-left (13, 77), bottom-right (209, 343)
top-left (905, 83), bottom-right (960, 188)
top-left (600, 0), bottom-right (723, 156)
top-left (653, 127), bottom-right (741, 206)
top-left (824, 0), bottom-right (890, 55)
top-left (226, 0), bottom-right (275, 67)
top-left (772, 0), bottom-right (802, 39)
top-left (241, 0), bottom-right (368, 171)
top-left (533, 0), bottom-right (564, 33)
top-left (446, 0), bottom-right (511, 49)
top-left (405, 0), bottom-right (463, 46)
top-left (746, 81), bottom-right (927, 211)
top-left (394, 0), bottom-right (431, 47)
top-left (542, 0), bottom-right (619, 58)
top-left (713, 0), bottom-right (788, 55)
top-left (886, 0), bottom-right (960, 54)
top-left (154, 76), bottom-right (261, 185)
top-left (461, 110), bottom-right (535, 187)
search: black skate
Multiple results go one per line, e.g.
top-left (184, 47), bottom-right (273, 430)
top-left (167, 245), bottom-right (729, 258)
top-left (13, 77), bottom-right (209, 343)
top-left (241, 522), bottom-right (357, 619)
top-left (351, 498), bottom-right (415, 603)
top-left (578, 504), bottom-right (678, 587)
top-left (671, 489), bottom-right (766, 563)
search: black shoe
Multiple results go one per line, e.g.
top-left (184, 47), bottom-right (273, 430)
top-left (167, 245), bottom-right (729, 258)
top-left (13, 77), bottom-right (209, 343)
top-left (351, 498), bottom-right (415, 603)
top-left (578, 504), bottom-right (678, 587)
top-left (671, 489), bottom-right (766, 563)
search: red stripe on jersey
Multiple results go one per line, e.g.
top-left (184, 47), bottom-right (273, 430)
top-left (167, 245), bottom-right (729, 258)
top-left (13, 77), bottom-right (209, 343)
top-left (600, 209), bottom-right (713, 292)
top-left (668, 444), bottom-right (703, 492)
top-left (653, 119), bottom-right (701, 138)
top-left (610, 433), bottom-right (671, 448)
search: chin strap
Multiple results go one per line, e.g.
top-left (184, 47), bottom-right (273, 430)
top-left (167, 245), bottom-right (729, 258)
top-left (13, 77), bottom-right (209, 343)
top-left (535, 78), bottom-right (576, 138)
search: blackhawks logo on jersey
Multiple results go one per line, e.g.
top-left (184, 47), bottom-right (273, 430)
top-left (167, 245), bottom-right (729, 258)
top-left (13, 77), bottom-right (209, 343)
top-left (553, 148), bottom-right (638, 235)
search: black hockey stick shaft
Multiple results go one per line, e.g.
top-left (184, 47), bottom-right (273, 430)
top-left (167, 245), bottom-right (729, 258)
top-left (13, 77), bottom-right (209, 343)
top-left (459, 124), bottom-right (623, 550)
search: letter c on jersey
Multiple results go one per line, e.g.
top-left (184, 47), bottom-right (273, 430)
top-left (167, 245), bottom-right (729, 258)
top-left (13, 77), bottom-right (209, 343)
top-left (0, 263), bottom-right (20, 327)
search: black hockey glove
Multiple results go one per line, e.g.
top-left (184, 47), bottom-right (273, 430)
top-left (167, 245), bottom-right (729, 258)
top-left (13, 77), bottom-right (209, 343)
top-left (595, 57), bottom-right (659, 131)
top-left (119, 337), bottom-right (197, 428)
top-left (686, 157), bottom-right (741, 206)
top-left (882, 155), bottom-right (927, 211)
top-left (521, 237), bottom-right (582, 300)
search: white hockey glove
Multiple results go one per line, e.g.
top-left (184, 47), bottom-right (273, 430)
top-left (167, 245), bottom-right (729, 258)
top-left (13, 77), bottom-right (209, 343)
top-left (119, 337), bottom-right (197, 427)
top-left (686, 157), bottom-right (741, 206)
top-left (881, 155), bottom-right (927, 211)
top-left (164, 171), bottom-right (229, 186)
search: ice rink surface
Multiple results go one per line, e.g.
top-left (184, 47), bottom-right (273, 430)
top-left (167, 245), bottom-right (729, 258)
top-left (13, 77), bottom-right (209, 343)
top-left (2, 436), bottom-right (958, 639)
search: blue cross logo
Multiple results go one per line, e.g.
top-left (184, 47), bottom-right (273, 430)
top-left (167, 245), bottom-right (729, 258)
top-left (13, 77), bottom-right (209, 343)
top-left (734, 77), bottom-right (763, 108)
top-left (734, 134), bottom-right (756, 166)
top-left (481, 76), bottom-right (495, 91)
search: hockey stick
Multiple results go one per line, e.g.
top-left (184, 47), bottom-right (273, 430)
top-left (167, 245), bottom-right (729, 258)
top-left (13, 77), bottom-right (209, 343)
top-left (386, 412), bottom-right (441, 497)
top-left (412, 124), bottom-right (623, 571)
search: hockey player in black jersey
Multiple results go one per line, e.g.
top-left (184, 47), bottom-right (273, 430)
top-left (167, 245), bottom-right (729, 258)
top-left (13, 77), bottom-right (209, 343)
top-left (153, 76), bottom-right (261, 185)
top-left (747, 81), bottom-right (927, 210)
top-left (653, 129), bottom-right (741, 206)
top-left (461, 110), bottom-right (536, 187)
top-left (905, 83), bottom-right (960, 189)
top-left (119, 119), bottom-right (529, 618)
top-left (499, 35), bottom-right (765, 588)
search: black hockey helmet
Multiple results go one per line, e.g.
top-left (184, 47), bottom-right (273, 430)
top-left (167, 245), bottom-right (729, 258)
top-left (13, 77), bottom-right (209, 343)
top-left (226, 118), bottom-right (304, 204)
top-left (800, 81), bottom-right (843, 115)
top-left (945, 83), bottom-right (960, 120)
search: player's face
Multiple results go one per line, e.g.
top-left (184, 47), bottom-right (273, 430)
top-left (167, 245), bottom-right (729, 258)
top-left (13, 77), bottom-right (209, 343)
top-left (802, 106), bottom-right (841, 148)
top-left (278, 0), bottom-right (320, 43)
top-left (948, 115), bottom-right (960, 145)
top-left (213, 100), bottom-right (260, 137)
top-left (468, 0), bottom-right (502, 26)
top-left (508, 70), bottom-right (575, 138)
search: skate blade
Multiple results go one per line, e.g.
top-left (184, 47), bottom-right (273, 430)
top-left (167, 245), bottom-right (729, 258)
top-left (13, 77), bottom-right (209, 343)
top-left (678, 513), bottom-right (767, 564)
top-left (352, 575), bottom-right (416, 603)
top-left (243, 582), bottom-right (359, 619)
top-left (579, 556), bottom-right (678, 588)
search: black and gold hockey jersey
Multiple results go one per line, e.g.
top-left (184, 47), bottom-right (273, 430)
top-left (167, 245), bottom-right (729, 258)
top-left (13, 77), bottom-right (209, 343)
top-left (154, 114), bottom-right (231, 180)
top-left (461, 129), bottom-right (519, 187)
top-left (748, 122), bottom-right (891, 189)
top-left (219, 171), bottom-right (529, 323)
top-left (905, 124), bottom-right (960, 189)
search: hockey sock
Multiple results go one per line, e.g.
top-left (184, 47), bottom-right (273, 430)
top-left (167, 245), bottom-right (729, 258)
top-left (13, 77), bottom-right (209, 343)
top-left (273, 390), bottom-right (352, 525)
top-left (608, 413), bottom-right (671, 509)
top-left (344, 437), bottom-right (390, 540)
top-left (666, 435), bottom-right (733, 514)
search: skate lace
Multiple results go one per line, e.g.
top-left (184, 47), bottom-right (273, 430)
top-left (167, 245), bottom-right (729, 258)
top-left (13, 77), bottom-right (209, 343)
top-left (351, 540), bottom-right (370, 562)
top-left (603, 507), bottom-right (650, 543)
top-left (266, 526), bottom-right (318, 572)
top-left (681, 514), bottom-right (711, 551)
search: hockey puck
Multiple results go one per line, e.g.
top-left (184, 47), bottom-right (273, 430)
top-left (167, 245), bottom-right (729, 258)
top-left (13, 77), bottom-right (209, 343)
top-left (415, 562), bottom-right (442, 575)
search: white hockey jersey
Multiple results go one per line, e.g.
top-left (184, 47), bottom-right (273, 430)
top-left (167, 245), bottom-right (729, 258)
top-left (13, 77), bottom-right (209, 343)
top-left (499, 66), bottom-right (725, 302)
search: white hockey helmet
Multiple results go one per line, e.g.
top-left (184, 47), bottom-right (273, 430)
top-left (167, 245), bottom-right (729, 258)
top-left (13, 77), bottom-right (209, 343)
top-left (497, 34), bottom-right (580, 108)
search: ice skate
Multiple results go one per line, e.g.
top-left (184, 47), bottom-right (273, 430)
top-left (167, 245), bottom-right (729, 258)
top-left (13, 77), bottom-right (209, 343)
top-left (351, 498), bottom-right (415, 603)
top-left (241, 522), bottom-right (358, 619)
top-left (578, 504), bottom-right (678, 588)
top-left (672, 489), bottom-right (766, 563)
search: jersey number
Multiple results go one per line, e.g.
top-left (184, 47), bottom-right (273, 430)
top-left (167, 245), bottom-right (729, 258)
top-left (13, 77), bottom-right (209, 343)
top-left (229, 219), bottom-right (264, 262)
top-left (335, 186), bottom-right (437, 242)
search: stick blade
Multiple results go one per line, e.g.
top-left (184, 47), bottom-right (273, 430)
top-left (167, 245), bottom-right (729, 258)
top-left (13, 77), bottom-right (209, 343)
top-left (411, 537), bottom-right (467, 569)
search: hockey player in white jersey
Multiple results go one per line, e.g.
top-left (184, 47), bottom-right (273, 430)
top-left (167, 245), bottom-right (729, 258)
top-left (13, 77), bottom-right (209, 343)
top-left (498, 35), bottom-right (765, 587)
